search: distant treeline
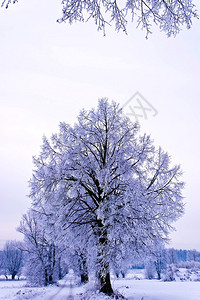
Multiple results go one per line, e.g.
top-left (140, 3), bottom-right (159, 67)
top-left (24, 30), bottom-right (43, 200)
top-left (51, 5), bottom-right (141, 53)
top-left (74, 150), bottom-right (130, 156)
top-left (132, 248), bottom-right (200, 269)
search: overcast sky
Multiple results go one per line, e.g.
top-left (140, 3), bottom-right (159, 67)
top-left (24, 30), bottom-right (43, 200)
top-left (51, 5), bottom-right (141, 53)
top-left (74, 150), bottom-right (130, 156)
top-left (0, 0), bottom-right (200, 250)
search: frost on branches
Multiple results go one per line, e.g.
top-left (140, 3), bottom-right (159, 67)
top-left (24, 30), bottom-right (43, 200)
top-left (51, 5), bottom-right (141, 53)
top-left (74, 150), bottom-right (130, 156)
top-left (27, 99), bottom-right (184, 295)
top-left (1, 0), bottom-right (198, 37)
top-left (17, 211), bottom-right (64, 286)
top-left (59, 0), bottom-right (198, 36)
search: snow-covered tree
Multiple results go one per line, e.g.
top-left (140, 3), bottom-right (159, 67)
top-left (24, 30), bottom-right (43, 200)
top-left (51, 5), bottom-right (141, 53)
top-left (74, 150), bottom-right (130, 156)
top-left (177, 249), bottom-right (187, 262)
top-left (73, 249), bottom-right (89, 283)
top-left (0, 250), bottom-right (9, 279)
top-left (163, 263), bottom-right (177, 281)
top-left (1, 0), bottom-right (198, 37)
top-left (29, 99), bottom-right (184, 295)
top-left (187, 249), bottom-right (199, 262)
top-left (3, 240), bottom-right (23, 280)
top-left (18, 210), bottom-right (64, 286)
top-left (145, 259), bottom-right (156, 279)
top-left (146, 241), bottom-right (167, 280)
top-left (167, 248), bottom-right (178, 265)
top-left (61, 230), bottom-right (89, 283)
top-left (111, 238), bottom-right (141, 279)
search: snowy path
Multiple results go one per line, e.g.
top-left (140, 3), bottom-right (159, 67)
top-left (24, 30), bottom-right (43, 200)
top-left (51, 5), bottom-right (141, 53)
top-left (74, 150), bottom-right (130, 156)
top-left (45, 281), bottom-right (79, 300)
top-left (33, 271), bottom-right (85, 300)
top-left (45, 282), bottom-right (74, 300)
top-left (0, 271), bottom-right (85, 300)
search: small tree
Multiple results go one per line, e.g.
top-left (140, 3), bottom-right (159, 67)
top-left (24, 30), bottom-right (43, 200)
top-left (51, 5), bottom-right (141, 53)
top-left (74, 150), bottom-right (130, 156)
top-left (150, 242), bottom-right (167, 280)
top-left (163, 264), bottom-right (177, 281)
top-left (64, 232), bottom-right (89, 284)
top-left (145, 259), bottom-right (156, 279)
top-left (3, 241), bottom-right (23, 280)
top-left (73, 249), bottom-right (89, 283)
top-left (155, 248), bottom-right (168, 280)
top-left (1, 0), bottom-right (198, 37)
top-left (167, 248), bottom-right (178, 265)
top-left (0, 250), bottom-right (8, 279)
top-left (187, 249), bottom-right (199, 262)
top-left (29, 99), bottom-right (184, 295)
top-left (18, 211), bottom-right (63, 286)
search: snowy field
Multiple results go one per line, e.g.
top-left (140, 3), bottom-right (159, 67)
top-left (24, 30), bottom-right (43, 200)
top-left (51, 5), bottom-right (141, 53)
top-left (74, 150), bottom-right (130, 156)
top-left (1, 270), bottom-right (200, 300)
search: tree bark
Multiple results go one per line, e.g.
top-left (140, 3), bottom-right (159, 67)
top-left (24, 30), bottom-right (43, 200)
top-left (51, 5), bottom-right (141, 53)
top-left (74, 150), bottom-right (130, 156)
top-left (96, 219), bottom-right (113, 296)
top-left (77, 251), bottom-right (89, 284)
top-left (157, 272), bottom-right (161, 280)
top-left (98, 266), bottom-right (113, 295)
top-left (81, 273), bottom-right (88, 283)
top-left (44, 269), bottom-right (48, 286)
top-left (49, 274), bottom-right (53, 284)
top-left (58, 257), bottom-right (62, 280)
top-left (80, 257), bottom-right (88, 283)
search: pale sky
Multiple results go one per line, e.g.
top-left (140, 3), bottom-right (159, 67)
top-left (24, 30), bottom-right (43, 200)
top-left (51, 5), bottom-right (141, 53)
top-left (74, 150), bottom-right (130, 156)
top-left (0, 0), bottom-right (200, 250)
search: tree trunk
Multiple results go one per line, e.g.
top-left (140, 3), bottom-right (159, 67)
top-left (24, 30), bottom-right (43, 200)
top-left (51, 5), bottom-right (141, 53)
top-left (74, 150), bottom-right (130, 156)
top-left (80, 254), bottom-right (88, 283)
top-left (81, 273), bottom-right (88, 283)
top-left (157, 272), bottom-right (161, 280)
top-left (58, 257), bottom-right (62, 280)
top-left (45, 243), bottom-right (56, 285)
top-left (98, 266), bottom-right (113, 295)
top-left (44, 269), bottom-right (48, 286)
top-left (49, 274), bottom-right (53, 284)
top-left (96, 219), bottom-right (113, 296)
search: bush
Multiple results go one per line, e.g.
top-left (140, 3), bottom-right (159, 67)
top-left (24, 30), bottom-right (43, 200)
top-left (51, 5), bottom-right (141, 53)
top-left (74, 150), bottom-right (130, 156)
top-left (163, 264), bottom-right (178, 281)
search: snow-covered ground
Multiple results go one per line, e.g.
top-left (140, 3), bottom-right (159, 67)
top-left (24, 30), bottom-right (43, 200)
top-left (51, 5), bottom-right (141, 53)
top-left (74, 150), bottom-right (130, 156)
top-left (1, 270), bottom-right (200, 300)
top-left (113, 279), bottom-right (200, 300)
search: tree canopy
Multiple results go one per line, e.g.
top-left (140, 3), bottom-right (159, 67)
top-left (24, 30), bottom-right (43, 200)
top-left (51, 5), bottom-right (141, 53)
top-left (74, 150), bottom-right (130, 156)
top-left (1, 0), bottom-right (198, 36)
top-left (27, 99), bottom-right (184, 294)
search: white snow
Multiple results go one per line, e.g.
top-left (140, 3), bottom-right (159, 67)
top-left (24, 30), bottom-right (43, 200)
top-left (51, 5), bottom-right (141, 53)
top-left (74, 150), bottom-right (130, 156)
top-left (113, 279), bottom-right (200, 300)
top-left (0, 270), bottom-right (200, 300)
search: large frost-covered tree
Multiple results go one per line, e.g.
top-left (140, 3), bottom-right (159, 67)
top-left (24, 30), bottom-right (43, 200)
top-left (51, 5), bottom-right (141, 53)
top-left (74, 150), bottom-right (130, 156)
top-left (1, 0), bottom-right (198, 36)
top-left (29, 99), bottom-right (184, 295)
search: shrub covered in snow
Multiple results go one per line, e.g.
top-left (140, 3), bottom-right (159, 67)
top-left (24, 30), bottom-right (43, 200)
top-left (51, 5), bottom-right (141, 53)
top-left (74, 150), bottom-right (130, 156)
top-left (163, 264), bottom-right (178, 281)
top-left (176, 261), bottom-right (200, 270)
top-left (163, 262), bottom-right (200, 282)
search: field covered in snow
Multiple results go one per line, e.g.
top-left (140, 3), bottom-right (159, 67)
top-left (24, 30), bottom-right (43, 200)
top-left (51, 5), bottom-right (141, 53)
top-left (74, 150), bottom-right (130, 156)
top-left (1, 270), bottom-right (200, 300)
